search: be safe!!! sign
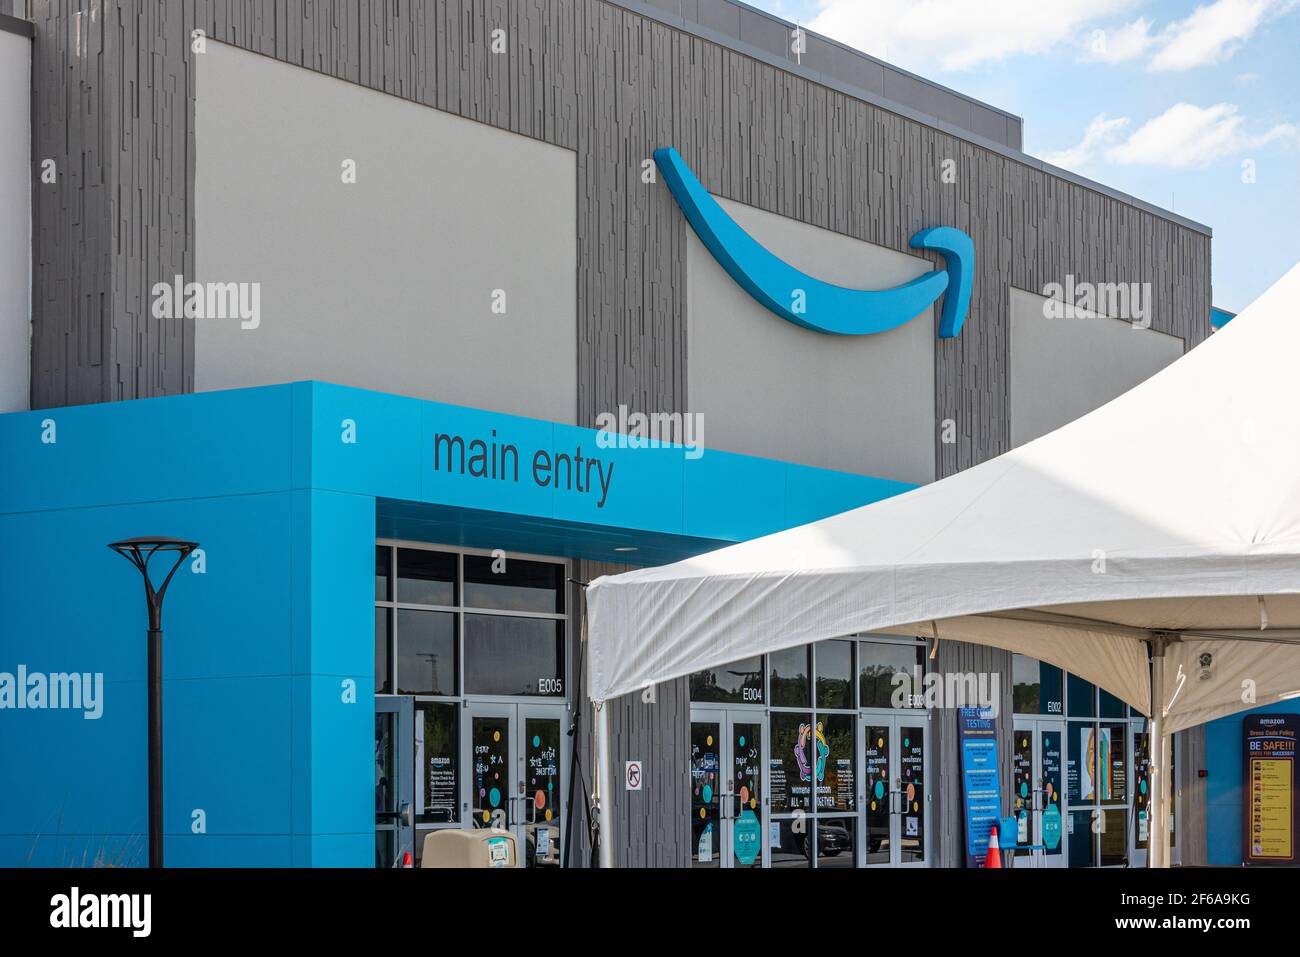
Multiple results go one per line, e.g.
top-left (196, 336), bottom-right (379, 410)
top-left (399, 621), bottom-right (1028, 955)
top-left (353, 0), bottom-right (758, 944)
top-left (1244, 714), bottom-right (1299, 864)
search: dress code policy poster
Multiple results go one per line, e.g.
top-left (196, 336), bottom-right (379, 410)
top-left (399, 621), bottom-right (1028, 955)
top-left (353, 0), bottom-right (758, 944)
top-left (1244, 714), bottom-right (1299, 864)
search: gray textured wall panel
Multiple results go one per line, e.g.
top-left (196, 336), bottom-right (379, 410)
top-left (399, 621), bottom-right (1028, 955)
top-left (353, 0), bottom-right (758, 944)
top-left (1176, 725), bottom-right (1207, 866)
top-left (929, 640), bottom-right (1014, 868)
top-left (573, 559), bottom-right (690, 868)
top-left (30, 0), bottom-right (114, 408)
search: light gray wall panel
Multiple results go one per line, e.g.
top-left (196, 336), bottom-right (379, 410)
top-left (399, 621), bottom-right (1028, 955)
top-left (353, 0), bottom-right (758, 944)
top-left (193, 41), bottom-right (578, 422)
top-left (0, 28), bottom-right (30, 412)
top-left (1009, 287), bottom-right (1185, 447)
top-left (688, 196), bottom-right (936, 482)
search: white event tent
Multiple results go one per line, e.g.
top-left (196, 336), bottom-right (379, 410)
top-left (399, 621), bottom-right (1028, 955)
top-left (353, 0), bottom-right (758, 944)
top-left (586, 262), bottom-right (1300, 868)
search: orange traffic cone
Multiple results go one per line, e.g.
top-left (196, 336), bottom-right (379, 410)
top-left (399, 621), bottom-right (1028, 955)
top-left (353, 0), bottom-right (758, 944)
top-left (984, 824), bottom-right (1003, 869)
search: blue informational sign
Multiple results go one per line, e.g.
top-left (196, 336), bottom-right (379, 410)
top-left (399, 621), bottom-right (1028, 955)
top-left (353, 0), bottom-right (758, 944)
top-left (958, 707), bottom-right (1003, 867)
top-left (1000, 816), bottom-right (1018, 848)
top-left (733, 809), bottom-right (762, 866)
top-left (1042, 802), bottom-right (1063, 850)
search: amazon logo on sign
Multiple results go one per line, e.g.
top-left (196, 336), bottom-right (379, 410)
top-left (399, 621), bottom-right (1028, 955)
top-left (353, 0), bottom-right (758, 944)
top-left (654, 147), bottom-right (973, 338)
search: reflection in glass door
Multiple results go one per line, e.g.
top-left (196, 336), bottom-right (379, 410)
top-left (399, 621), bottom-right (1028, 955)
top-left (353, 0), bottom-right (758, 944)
top-left (520, 707), bottom-right (564, 867)
top-left (1130, 719), bottom-right (1150, 867)
top-left (863, 722), bottom-right (891, 864)
top-left (1012, 718), bottom-right (1066, 867)
top-left (469, 709), bottom-right (512, 830)
top-left (375, 696), bottom-right (414, 867)
top-left (690, 709), bottom-right (767, 868)
top-left (1038, 723), bottom-right (1066, 867)
top-left (1013, 724), bottom-right (1033, 853)
top-left (690, 718), bottom-right (721, 867)
top-left (860, 713), bottom-right (929, 866)
top-left (896, 720), bottom-right (927, 864)
top-left (464, 703), bottom-right (567, 867)
top-left (730, 719), bottom-right (764, 868)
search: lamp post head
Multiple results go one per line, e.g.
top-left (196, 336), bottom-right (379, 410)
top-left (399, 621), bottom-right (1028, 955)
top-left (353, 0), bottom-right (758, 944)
top-left (108, 537), bottom-right (200, 630)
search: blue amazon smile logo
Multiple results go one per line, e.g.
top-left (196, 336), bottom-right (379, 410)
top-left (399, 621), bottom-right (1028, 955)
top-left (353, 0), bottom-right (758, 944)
top-left (654, 147), bottom-right (974, 337)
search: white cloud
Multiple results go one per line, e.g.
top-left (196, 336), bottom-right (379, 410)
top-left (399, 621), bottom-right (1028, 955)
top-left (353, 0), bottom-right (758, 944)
top-left (807, 0), bottom-right (1132, 71)
top-left (806, 0), bottom-right (1293, 74)
top-left (1040, 104), bottom-right (1297, 170)
top-left (1148, 0), bottom-right (1280, 71)
top-left (1080, 18), bottom-right (1155, 63)
top-left (1040, 114), bottom-right (1131, 170)
top-left (1106, 103), bottom-right (1297, 167)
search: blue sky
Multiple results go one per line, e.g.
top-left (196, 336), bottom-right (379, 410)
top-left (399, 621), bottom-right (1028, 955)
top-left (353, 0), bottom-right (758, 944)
top-left (748, 0), bottom-right (1300, 312)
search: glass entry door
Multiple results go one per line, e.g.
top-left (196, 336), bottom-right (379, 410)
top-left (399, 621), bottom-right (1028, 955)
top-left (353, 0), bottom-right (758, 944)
top-left (375, 695), bottom-right (415, 867)
top-left (689, 708), bottom-right (767, 868)
top-left (1012, 718), bottom-right (1067, 866)
top-left (464, 702), bottom-right (568, 867)
top-left (860, 713), bottom-right (930, 867)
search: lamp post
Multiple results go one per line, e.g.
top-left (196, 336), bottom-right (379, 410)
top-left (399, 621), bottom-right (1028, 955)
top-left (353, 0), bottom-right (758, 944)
top-left (108, 536), bottom-right (199, 869)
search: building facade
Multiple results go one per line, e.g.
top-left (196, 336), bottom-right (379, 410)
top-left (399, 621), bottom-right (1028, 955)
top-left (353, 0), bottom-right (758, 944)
top-left (1, 0), bottom-right (1272, 868)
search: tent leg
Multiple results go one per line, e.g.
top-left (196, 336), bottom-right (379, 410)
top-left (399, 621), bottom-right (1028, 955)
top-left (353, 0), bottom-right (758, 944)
top-left (594, 699), bottom-right (615, 868)
top-left (1148, 718), bottom-right (1164, 867)
top-left (1147, 638), bottom-right (1168, 869)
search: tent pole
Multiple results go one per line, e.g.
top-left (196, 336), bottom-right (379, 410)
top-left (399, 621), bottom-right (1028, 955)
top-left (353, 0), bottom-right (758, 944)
top-left (1159, 725), bottom-right (1173, 868)
top-left (594, 699), bottom-right (615, 868)
top-left (1147, 637), bottom-right (1167, 868)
